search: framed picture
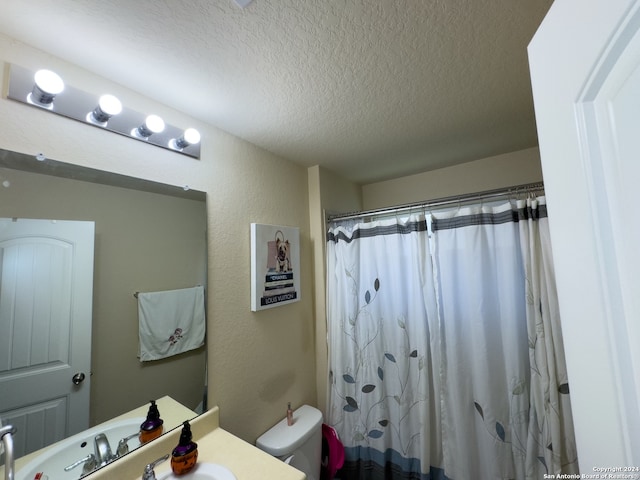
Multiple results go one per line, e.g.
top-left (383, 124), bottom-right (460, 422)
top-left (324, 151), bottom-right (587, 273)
top-left (250, 223), bottom-right (301, 311)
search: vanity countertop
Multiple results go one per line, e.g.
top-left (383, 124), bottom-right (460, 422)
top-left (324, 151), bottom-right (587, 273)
top-left (88, 405), bottom-right (306, 480)
top-left (5, 395), bottom-right (196, 476)
top-left (5, 399), bottom-right (304, 480)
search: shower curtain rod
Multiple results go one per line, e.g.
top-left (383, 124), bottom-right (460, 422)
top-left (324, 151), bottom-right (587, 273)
top-left (327, 181), bottom-right (545, 223)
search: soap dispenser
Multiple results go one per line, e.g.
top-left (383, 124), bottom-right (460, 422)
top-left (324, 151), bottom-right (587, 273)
top-left (139, 400), bottom-right (164, 444)
top-left (171, 421), bottom-right (198, 475)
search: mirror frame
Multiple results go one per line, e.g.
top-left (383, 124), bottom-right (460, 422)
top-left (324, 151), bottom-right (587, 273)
top-left (0, 149), bottom-right (206, 202)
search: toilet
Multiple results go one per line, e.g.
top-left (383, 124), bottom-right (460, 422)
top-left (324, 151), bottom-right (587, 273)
top-left (256, 404), bottom-right (323, 480)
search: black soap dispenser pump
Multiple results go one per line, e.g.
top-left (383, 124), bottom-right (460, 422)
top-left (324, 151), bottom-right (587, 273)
top-left (139, 400), bottom-right (164, 444)
top-left (171, 420), bottom-right (199, 475)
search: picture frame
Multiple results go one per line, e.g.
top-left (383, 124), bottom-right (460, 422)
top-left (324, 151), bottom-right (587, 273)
top-left (250, 223), bottom-right (301, 311)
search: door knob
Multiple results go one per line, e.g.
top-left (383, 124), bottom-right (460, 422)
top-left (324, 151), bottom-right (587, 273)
top-left (72, 372), bottom-right (86, 385)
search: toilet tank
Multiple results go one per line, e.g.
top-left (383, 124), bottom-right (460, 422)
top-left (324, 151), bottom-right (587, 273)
top-left (256, 405), bottom-right (323, 480)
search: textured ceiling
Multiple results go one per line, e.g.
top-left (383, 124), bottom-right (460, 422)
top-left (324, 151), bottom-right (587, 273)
top-left (0, 0), bottom-right (553, 185)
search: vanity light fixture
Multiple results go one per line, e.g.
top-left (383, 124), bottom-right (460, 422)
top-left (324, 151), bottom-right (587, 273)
top-left (87, 94), bottom-right (123, 125)
top-left (28, 69), bottom-right (64, 108)
top-left (170, 128), bottom-right (201, 151)
top-left (7, 64), bottom-right (201, 159)
top-left (132, 115), bottom-right (165, 139)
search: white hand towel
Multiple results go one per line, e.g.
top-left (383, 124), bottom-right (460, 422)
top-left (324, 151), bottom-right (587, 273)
top-left (138, 286), bottom-right (206, 362)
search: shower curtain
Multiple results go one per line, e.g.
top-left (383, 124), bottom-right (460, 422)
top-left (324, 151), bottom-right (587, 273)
top-left (326, 198), bottom-right (578, 479)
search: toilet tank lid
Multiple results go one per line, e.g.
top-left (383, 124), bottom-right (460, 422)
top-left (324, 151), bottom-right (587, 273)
top-left (256, 404), bottom-right (323, 456)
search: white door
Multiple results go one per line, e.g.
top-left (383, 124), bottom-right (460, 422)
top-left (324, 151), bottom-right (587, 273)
top-left (0, 219), bottom-right (94, 458)
top-left (529, 0), bottom-right (640, 470)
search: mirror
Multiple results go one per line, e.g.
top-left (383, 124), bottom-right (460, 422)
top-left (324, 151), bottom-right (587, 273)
top-left (0, 148), bottom-right (208, 468)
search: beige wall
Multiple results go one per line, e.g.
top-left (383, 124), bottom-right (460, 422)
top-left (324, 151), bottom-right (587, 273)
top-left (308, 166), bottom-right (362, 415)
top-left (0, 166), bottom-right (207, 426)
top-left (0, 34), bottom-right (315, 444)
top-left (362, 147), bottom-right (543, 210)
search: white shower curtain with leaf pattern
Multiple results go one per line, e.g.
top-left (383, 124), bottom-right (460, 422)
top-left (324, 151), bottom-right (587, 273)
top-left (327, 214), bottom-right (445, 478)
top-left (326, 198), bottom-right (578, 480)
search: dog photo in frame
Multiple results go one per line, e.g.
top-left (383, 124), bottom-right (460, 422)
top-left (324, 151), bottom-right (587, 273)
top-left (250, 223), bottom-right (301, 311)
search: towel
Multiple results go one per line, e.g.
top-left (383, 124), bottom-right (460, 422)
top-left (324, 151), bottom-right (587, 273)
top-left (138, 286), bottom-right (206, 362)
top-left (321, 423), bottom-right (344, 480)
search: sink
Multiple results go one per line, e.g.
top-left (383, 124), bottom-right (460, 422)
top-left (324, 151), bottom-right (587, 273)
top-left (16, 417), bottom-right (145, 480)
top-left (157, 463), bottom-right (237, 480)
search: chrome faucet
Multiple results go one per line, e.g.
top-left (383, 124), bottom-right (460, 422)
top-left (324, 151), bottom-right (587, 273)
top-left (65, 432), bottom-right (117, 476)
top-left (65, 430), bottom-right (141, 476)
top-left (63, 453), bottom-right (98, 476)
top-left (0, 424), bottom-right (17, 480)
top-left (116, 432), bottom-right (140, 457)
top-left (142, 454), bottom-right (169, 480)
top-left (93, 433), bottom-right (115, 466)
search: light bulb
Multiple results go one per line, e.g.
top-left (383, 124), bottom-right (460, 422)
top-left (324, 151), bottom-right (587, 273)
top-left (99, 94), bottom-right (122, 116)
top-left (183, 128), bottom-right (200, 145)
top-left (29, 69), bottom-right (64, 106)
top-left (89, 94), bottom-right (122, 124)
top-left (145, 115), bottom-right (165, 133)
top-left (172, 128), bottom-right (201, 150)
top-left (132, 114), bottom-right (165, 138)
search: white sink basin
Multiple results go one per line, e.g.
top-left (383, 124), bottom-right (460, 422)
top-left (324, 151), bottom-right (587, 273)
top-left (157, 463), bottom-right (237, 480)
top-left (16, 417), bottom-right (145, 480)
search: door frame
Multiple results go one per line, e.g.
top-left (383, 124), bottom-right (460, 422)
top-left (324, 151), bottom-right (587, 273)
top-left (529, 0), bottom-right (640, 467)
